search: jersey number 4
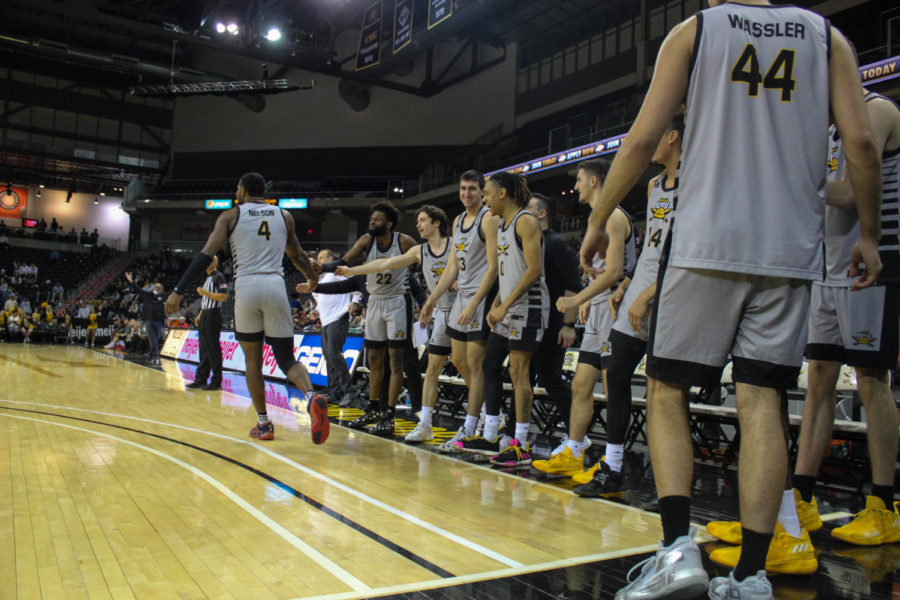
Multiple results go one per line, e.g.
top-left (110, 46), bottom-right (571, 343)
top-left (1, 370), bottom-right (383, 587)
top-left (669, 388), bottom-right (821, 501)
top-left (257, 220), bottom-right (271, 241)
top-left (731, 45), bottom-right (796, 102)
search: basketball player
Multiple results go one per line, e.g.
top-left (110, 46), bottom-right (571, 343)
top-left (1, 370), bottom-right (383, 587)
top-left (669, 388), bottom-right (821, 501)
top-left (586, 2), bottom-right (881, 598)
top-left (791, 89), bottom-right (900, 545)
top-left (337, 205), bottom-right (454, 442)
top-left (419, 171), bottom-right (500, 451)
top-left (531, 158), bottom-right (634, 480)
top-left (538, 120), bottom-right (683, 497)
top-left (317, 201), bottom-right (418, 435)
top-left (454, 172), bottom-right (549, 466)
top-left (164, 172), bottom-right (330, 445)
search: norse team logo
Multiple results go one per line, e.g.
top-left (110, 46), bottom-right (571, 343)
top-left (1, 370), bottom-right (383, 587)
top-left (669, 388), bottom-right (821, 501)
top-left (600, 341), bottom-right (612, 354)
top-left (650, 199), bottom-right (673, 221)
top-left (509, 327), bottom-right (520, 338)
top-left (456, 240), bottom-right (468, 253)
top-left (827, 146), bottom-right (839, 173)
top-left (0, 188), bottom-right (21, 211)
top-left (851, 330), bottom-right (877, 347)
top-left (430, 261), bottom-right (445, 277)
top-left (393, 331), bottom-right (406, 339)
top-left (497, 241), bottom-right (510, 256)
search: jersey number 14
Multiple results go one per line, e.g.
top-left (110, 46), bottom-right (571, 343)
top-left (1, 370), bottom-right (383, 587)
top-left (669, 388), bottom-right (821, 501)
top-left (731, 44), bottom-right (796, 102)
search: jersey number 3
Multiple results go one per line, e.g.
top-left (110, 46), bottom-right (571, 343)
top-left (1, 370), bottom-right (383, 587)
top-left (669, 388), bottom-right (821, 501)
top-left (731, 44), bottom-right (796, 102)
top-left (257, 220), bottom-right (271, 241)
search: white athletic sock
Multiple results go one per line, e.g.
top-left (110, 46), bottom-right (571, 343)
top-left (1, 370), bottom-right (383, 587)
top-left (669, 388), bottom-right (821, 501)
top-left (778, 489), bottom-right (802, 537)
top-left (464, 415), bottom-right (479, 436)
top-left (514, 422), bottom-right (530, 446)
top-left (565, 438), bottom-right (584, 458)
top-left (257, 413), bottom-right (270, 425)
top-left (483, 415), bottom-right (500, 441)
top-left (305, 390), bottom-right (315, 402)
top-left (420, 406), bottom-right (433, 426)
top-left (605, 443), bottom-right (625, 472)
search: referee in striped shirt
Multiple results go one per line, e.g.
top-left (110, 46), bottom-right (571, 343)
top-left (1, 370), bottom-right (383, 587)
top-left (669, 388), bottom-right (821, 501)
top-left (187, 255), bottom-right (229, 390)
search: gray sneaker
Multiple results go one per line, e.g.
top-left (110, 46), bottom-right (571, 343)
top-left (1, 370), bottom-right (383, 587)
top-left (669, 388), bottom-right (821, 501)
top-left (405, 421), bottom-right (434, 443)
top-left (437, 426), bottom-right (467, 453)
top-left (615, 526), bottom-right (709, 600)
top-left (708, 570), bottom-right (772, 600)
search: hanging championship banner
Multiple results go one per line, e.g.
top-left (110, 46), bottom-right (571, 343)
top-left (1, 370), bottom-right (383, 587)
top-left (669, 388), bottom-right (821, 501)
top-left (356, 0), bottom-right (383, 71)
top-left (427, 0), bottom-right (452, 29)
top-left (0, 185), bottom-right (29, 219)
top-left (393, 0), bottom-right (413, 53)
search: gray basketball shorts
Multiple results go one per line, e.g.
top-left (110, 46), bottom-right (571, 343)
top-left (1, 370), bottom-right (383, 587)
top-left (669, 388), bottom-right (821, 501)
top-left (428, 308), bottom-right (452, 355)
top-left (806, 283), bottom-right (900, 369)
top-left (447, 288), bottom-right (494, 342)
top-left (579, 297), bottom-right (614, 369)
top-left (647, 266), bottom-right (811, 389)
top-left (234, 274), bottom-right (294, 341)
top-left (492, 303), bottom-right (547, 353)
top-left (365, 294), bottom-right (410, 348)
top-left (611, 280), bottom-right (653, 342)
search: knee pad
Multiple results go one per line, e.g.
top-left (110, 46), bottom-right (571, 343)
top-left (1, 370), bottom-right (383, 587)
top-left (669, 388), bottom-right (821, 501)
top-left (269, 337), bottom-right (299, 375)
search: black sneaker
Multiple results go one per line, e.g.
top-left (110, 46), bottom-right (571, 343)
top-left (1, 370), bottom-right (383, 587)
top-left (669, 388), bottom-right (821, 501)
top-left (347, 407), bottom-right (381, 430)
top-left (202, 382), bottom-right (222, 391)
top-left (185, 381), bottom-right (205, 389)
top-left (455, 434), bottom-right (502, 455)
top-left (572, 461), bottom-right (628, 498)
top-left (368, 413), bottom-right (395, 436)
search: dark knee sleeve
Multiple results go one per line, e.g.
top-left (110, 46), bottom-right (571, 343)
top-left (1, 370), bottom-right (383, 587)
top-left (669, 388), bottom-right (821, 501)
top-left (268, 337), bottom-right (299, 375)
top-left (483, 334), bottom-right (507, 417)
top-left (403, 344), bottom-right (423, 408)
top-left (605, 332), bottom-right (646, 445)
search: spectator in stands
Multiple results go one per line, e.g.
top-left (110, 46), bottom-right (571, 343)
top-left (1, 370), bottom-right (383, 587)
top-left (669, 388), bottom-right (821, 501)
top-left (49, 218), bottom-right (59, 233)
top-left (37, 218), bottom-right (47, 232)
top-left (19, 298), bottom-right (31, 316)
top-left (0, 310), bottom-right (6, 341)
top-left (51, 282), bottom-right (64, 303)
top-left (7, 305), bottom-right (23, 341)
top-left (89, 229), bottom-right (99, 245)
top-left (125, 272), bottom-right (165, 366)
top-left (66, 228), bottom-right (77, 243)
top-left (79, 227), bottom-right (88, 243)
top-left (76, 301), bottom-right (91, 319)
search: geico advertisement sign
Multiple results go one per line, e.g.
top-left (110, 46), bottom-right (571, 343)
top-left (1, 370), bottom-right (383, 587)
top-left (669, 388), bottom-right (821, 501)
top-left (174, 330), bottom-right (363, 386)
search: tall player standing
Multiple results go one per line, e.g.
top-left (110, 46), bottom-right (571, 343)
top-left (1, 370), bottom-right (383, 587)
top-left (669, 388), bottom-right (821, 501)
top-left (420, 171), bottom-right (501, 451)
top-left (337, 205), bottom-right (455, 443)
top-left (165, 173), bottom-right (330, 445)
top-left (579, 1), bottom-right (881, 598)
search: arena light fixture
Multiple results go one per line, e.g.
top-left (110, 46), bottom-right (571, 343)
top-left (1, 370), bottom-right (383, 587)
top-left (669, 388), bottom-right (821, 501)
top-left (226, 23), bottom-right (239, 35)
top-left (266, 28), bottom-right (282, 42)
top-left (215, 22), bottom-right (226, 33)
top-left (93, 198), bottom-right (99, 205)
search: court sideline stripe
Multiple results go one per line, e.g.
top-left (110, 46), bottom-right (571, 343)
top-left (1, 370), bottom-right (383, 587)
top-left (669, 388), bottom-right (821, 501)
top-left (0, 397), bottom-right (523, 569)
top-left (0, 411), bottom-right (372, 594)
top-left (0, 405), bottom-right (455, 579)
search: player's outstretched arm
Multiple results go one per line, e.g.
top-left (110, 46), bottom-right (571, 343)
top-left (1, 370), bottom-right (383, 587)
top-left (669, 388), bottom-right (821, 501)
top-left (338, 245), bottom-right (421, 277)
top-left (283, 210), bottom-right (319, 290)
top-left (166, 209), bottom-right (235, 314)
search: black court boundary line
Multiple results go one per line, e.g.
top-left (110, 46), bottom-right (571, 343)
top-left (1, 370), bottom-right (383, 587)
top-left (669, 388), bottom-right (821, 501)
top-left (0, 405), bottom-right (454, 579)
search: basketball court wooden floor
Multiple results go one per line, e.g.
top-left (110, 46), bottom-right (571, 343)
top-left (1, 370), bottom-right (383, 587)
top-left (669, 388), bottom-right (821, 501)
top-left (2, 345), bottom-right (898, 599)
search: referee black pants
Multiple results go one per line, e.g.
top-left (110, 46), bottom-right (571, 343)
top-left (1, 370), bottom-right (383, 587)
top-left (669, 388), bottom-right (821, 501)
top-left (196, 309), bottom-right (223, 384)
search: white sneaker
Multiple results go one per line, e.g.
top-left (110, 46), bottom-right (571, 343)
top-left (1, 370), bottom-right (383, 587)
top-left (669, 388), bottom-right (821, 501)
top-left (405, 422), bottom-right (434, 443)
top-left (550, 434), bottom-right (592, 457)
top-left (615, 526), bottom-right (709, 600)
top-left (708, 570), bottom-right (773, 600)
top-left (437, 426), bottom-right (467, 453)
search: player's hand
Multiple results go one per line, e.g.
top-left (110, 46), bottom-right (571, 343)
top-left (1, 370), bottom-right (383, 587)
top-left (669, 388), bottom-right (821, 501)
top-left (609, 286), bottom-right (625, 320)
top-left (303, 279), bottom-right (317, 293)
top-left (311, 261), bottom-right (323, 274)
top-left (556, 296), bottom-right (575, 314)
top-left (349, 302), bottom-right (359, 316)
top-left (195, 286), bottom-right (205, 297)
top-left (457, 302), bottom-right (477, 327)
top-left (578, 302), bottom-right (590, 325)
top-left (849, 238), bottom-right (882, 290)
top-left (450, 281), bottom-right (459, 292)
top-left (628, 296), bottom-right (650, 333)
top-left (335, 265), bottom-right (352, 277)
top-left (295, 282), bottom-right (313, 294)
top-left (558, 325), bottom-right (576, 349)
top-left (164, 292), bottom-right (182, 316)
top-left (419, 299), bottom-right (435, 325)
top-left (488, 304), bottom-right (507, 328)
top-left (124, 271), bottom-right (133, 283)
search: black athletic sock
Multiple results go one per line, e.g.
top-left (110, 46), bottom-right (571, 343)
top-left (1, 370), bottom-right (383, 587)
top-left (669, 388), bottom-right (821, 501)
top-left (872, 484), bottom-right (895, 509)
top-left (793, 474), bottom-right (816, 503)
top-left (734, 528), bottom-right (773, 581)
top-left (384, 405), bottom-right (395, 418)
top-left (659, 495), bottom-right (691, 546)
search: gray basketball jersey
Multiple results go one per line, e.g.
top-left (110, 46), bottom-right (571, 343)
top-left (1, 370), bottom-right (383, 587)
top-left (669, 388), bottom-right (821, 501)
top-left (590, 207), bottom-right (638, 306)
top-left (365, 232), bottom-right (409, 298)
top-left (454, 205), bottom-right (490, 293)
top-left (822, 126), bottom-right (859, 286)
top-left (421, 239), bottom-right (456, 310)
top-left (496, 210), bottom-right (549, 312)
top-left (673, 4), bottom-right (830, 279)
top-left (631, 174), bottom-right (677, 294)
top-left (229, 202), bottom-right (286, 278)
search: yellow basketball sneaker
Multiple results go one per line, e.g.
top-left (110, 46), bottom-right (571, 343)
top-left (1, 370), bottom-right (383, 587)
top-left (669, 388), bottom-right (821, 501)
top-left (531, 447), bottom-right (583, 477)
top-left (708, 523), bottom-right (818, 575)
top-left (794, 489), bottom-right (823, 532)
top-left (706, 521), bottom-right (743, 545)
top-left (831, 496), bottom-right (900, 546)
top-left (570, 455), bottom-right (605, 484)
